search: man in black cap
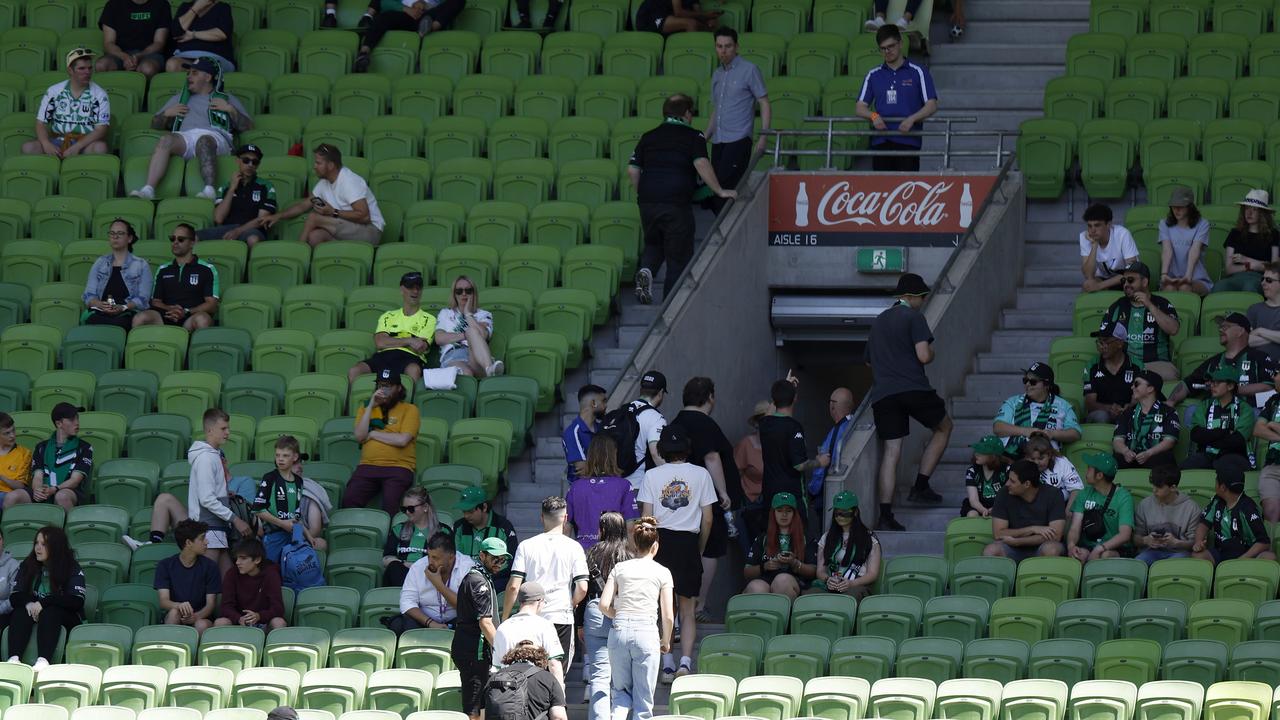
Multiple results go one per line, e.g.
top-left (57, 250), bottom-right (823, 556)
top-left (1096, 261), bottom-right (1180, 381)
top-left (344, 368), bottom-right (421, 515)
top-left (628, 94), bottom-right (737, 305)
top-left (863, 272), bottom-right (953, 530)
top-left (198, 143), bottom-right (277, 246)
top-left (603, 370), bottom-right (669, 491)
top-left (133, 222), bottom-right (220, 332)
top-left (7, 404), bottom-right (93, 511)
top-left (1083, 328), bottom-right (1139, 423)
top-left (1192, 468), bottom-right (1275, 563)
top-left (349, 272), bottom-right (438, 386)
top-left (1170, 311), bottom-right (1276, 410)
top-left (1113, 369), bottom-right (1180, 469)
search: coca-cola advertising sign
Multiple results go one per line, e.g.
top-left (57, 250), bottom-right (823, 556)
top-left (768, 173), bottom-right (999, 247)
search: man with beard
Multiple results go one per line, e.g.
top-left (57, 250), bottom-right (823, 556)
top-left (342, 369), bottom-right (421, 515)
top-left (1096, 262), bottom-right (1180, 381)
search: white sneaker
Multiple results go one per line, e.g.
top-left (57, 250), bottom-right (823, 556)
top-left (894, 16), bottom-right (909, 28)
top-left (660, 665), bottom-right (677, 684)
top-left (6, 656), bottom-right (19, 664)
top-left (486, 360), bottom-right (505, 377)
top-left (130, 186), bottom-right (155, 200)
top-left (122, 535), bottom-right (148, 551)
top-left (675, 662), bottom-right (692, 678)
top-left (864, 16), bottom-right (885, 31)
top-left (31, 658), bottom-right (48, 672)
top-left (197, 185), bottom-right (216, 200)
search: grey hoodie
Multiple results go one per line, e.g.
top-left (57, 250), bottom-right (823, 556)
top-left (0, 550), bottom-right (18, 615)
top-left (188, 441), bottom-right (233, 528)
top-left (1134, 490), bottom-right (1201, 542)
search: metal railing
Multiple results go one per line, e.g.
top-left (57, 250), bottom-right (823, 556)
top-left (766, 115), bottom-right (1018, 170)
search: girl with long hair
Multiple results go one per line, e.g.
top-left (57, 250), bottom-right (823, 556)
top-left (742, 492), bottom-right (816, 599)
top-left (599, 517), bottom-right (673, 720)
top-left (584, 512), bottom-right (631, 720)
top-left (435, 275), bottom-right (504, 377)
top-left (567, 436), bottom-right (640, 551)
top-left (1025, 434), bottom-right (1083, 508)
top-left (381, 485), bottom-right (444, 586)
top-left (84, 218), bottom-right (152, 329)
top-left (815, 492), bottom-right (881, 599)
top-left (1159, 187), bottom-right (1213, 296)
top-left (1218, 190), bottom-right (1279, 293)
top-left (6, 526), bottom-right (86, 669)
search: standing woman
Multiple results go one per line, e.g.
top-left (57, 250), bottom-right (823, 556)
top-left (1216, 189), bottom-right (1279, 294)
top-left (1159, 186), bottom-right (1214, 297)
top-left (6, 526), bottom-right (86, 670)
top-left (566, 436), bottom-right (639, 551)
top-left (583, 512), bottom-right (631, 720)
top-left (814, 492), bottom-right (881, 599)
top-left (83, 219), bottom-right (152, 329)
top-left (599, 517), bottom-right (674, 720)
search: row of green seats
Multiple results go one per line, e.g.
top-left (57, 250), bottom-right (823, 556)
top-left (1091, 0), bottom-right (1280, 39)
top-left (0, 703), bottom-right (463, 720)
top-left (1070, 288), bottom-right (1253, 341)
top-left (1067, 31), bottom-right (1280, 82)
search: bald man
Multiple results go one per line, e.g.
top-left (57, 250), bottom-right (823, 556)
top-left (810, 388), bottom-right (856, 517)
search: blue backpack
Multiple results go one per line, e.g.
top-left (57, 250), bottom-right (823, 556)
top-left (279, 524), bottom-right (325, 592)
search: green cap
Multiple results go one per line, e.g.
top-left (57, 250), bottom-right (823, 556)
top-left (1083, 451), bottom-right (1118, 478)
top-left (832, 491), bottom-right (859, 510)
top-left (478, 537), bottom-right (511, 558)
top-left (1209, 366), bottom-right (1241, 384)
top-left (453, 486), bottom-right (487, 512)
top-left (771, 492), bottom-right (799, 509)
top-left (970, 435), bottom-right (1005, 456)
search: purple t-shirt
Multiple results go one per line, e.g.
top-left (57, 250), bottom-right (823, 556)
top-left (566, 475), bottom-right (639, 550)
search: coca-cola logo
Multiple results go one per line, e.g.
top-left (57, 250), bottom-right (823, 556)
top-left (815, 180), bottom-right (953, 227)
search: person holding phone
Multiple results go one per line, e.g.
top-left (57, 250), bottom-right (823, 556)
top-left (1132, 465), bottom-right (1200, 564)
top-left (741, 492), bottom-right (816, 599)
top-left (342, 369), bottom-right (421, 515)
top-left (261, 143), bottom-right (384, 246)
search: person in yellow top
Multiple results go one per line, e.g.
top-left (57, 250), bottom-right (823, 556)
top-left (342, 369), bottom-right (422, 515)
top-left (347, 271), bottom-right (438, 385)
top-left (0, 413), bottom-right (32, 503)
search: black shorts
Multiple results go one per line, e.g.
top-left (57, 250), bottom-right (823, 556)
top-left (456, 655), bottom-right (491, 716)
top-left (635, 7), bottom-right (665, 32)
top-left (656, 528), bottom-right (702, 598)
top-left (553, 622), bottom-right (574, 665)
top-left (702, 506), bottom-right (728, 559)
top-left (872, 390), bottom-right (947, 440)
top-left (364, 349), bottom-right (424, 377)
top-left (18, 485), bottom-right (85, 506)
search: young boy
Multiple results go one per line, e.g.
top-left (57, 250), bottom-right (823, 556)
top-left (155, 519), bottom-right (221, 635)
top-left (253, 435), bottom-right (320, 562)
top-left (962, 435), bottom-right (1007, 517)
top-left (216, 538), bottom-right (287, 630)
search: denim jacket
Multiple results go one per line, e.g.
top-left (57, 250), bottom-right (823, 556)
top-left (82, 253), bottom-right (152, 310)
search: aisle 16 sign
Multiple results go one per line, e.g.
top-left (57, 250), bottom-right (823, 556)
top-left (768, 173), bottom-right (999, 247)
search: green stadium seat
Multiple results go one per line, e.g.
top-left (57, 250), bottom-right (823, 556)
top-left (325, 547), bottom-right (382, 597)
top-left (828, 635), bottom-right (896, 684)
top-left (868, 677), bottom-right (936, 720)
top-left (1253, 32), bottom-right (1280, 77)
top-left (697, 634), bottom-right (764, 683)
top-left (1186, 32), bottom-right (1247, 80)
top-left (895, 636), bottom-right (964, 685)
top-left (58, 156), bottom-right (119, 207)
top-left (254, 415), bottom-right (318, 461)
top-left (1080, 558), bottom-right (1147, 606)
top-left (670, 673), bottom-right (737, 720)
top-left (1091, 0), bottom-right (1145, 35)
top-left (199, 626), bottom-right (265, 675)
top-left (1067, 32), bottom-right (1126, 81)
top-left (574, 75), bottom-right (634, 125)
top-left (1095, 638), bottom-right (1162, 684)
top-left (1068, 679), bottom-right (1137, 720)
top-left (881, 555), bottom-right (948, 606)
top-left (1148, 558), bottom-right (1213, 605)
top-left (1135, 680), bottom-right (1203, 720)
top-left (223, 373), bottom-right (285, 423)
top-left (300, 669), bottom-right (367, 717)
top-left (1188, 598), bottom-right (1254, 645)
top-left (1212, 558), bottom-right (1279, 608)
top-left (962, 638), bottom-right (1029, 685)
top-left (1253, 599), bottom-right (1280, 640)
top-left (417, 464), bottom-right (482, 512)
top-left (65, 505), bottom-right (129, 547)
top-left (419, 33), bottom-right (480, 84)
top-left (738, 675), bottom-right (804, 720)
top-left (453, 0), bottom-right (505, 38)
top-left (513, 75), bottom-right (575, 127)
top-left (724, 593), bottom-right (791, 642)
top-left (762, 634), bottom-right (831, 683)
top-left (233, 666), bottom-right (302, 711)
top-left (30, 370), bottom-right (94, 414)
top-left (131, 624), bottom-right (198, 674)
top-left (1016, 118), bottom-right (1076, 200)
top-left (451, 74), bottom-right (513, 126)
top-left (166, 665), bottom-right (234, 714)
top-left (466, 200), bottom-right (529, 252)
top-left (503, 331), bottom-right (566, 412)
top-left (1, 240), bottom-right (58, 290)
top-left (556, 158), bottom-right (616, 207)
top-left (990, 596), bottom-right (1056, 645)
top-left (1053, 598), bottom-right (1120, 648)
top-left (1, 503), bottom-right (64, 544)
top-left (298, 30), bottom-right (358, 78)
top-left (479, 32), bottom-right (541, 81)
top-left (540, 32), bottom-right (600, 82)
top-left (492, 158), bottom-right (554, 211)
top-left (79, 542), bottom-right (130, 589)
top-left (1213, 0), bottom-right (1269, 38)
top-left (125, 413), bottom-right (190, 466)
top-left (66, 623), bottom-right (133, 672)
top-left (393, 627), bottom-right (454, 676)
top-left (99, 663), bottom-right (166, 712)
top-left (1015, 557), bottom-right (1082, 605)
top-left (1202, 681), bottom-right (1272, 720)
top-left (128, 543), bottom-right (173, 587)
top-left (489, 116), bottom-right (549, 165)
top-left (92, 370), bottom-right (156, 424)
top-left (281, 285), bottom-right (344, 340)
top-left (1043, 76), bottom-right (1105, 130)
top-left (157, 371), bottom-right (222, 431)
top-left (1126, 32), bottom-right (1188, 82)
top-left (32, 662), bottom-right (101, 711)
top-left (1226, 640), bottom-right (1280, 685)
top-left (327, 508), bottom-right (390, 552)
top-left (330, 627), bottom-right (396, 677)
top-left (856, 594), bottom-right (922, 646)
top-left (788, 593), bottom-right (857, 638)
top-left (263, 627), bottom-right (331, 678)
top-left (1146, 161), bottom-right (1210, 206)
top-left (123, 325), bottom-right (188, 376)
top-left (98, 581), bottom-right (159, 631)
top-left (1121, 598), bottom-right (1187, 647)
top-left (252, 329), bottom-right (316, 379)
top-left (1079, 118), bottom-right (1139, 199)
top-left (1160, 639), bottom-right (1228, 687)
top-left (365, 669), bottom-right (432, 718)
top-left (431, 157), bottom-right (493, 213)
top-left (1212, 160), bottom-right (1271, 205)
top-left (601, 32), bottom-right (660, 80)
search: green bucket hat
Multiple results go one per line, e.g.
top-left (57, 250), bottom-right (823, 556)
top-left (832, 492), bottom-right (859, 510)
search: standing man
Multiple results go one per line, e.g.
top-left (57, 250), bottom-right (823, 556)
top-left (10, 404), bottom-right (93, 512)
top-left (452, 486), bottom-right (519, 590)
top-left (628, 94), bottom-right (737, 305)
top-left (1079, 204), bottom-right (1139, 293)
top-left (492, 582), bottom-right (566, 688)
top-left (606, 371), bottom-right (669, 492)
top-left (23, 48), bottom-right (111, 158)
top-left (188, 408), bottom-right (251, 573)
top-left (453, 537), bottom-right (510, 720)
top-left (811, 387), bottom-right (857, 521)
top-left (706, 27), bottom-right (770, 212)
top-left (855, 24), bottom-right (938, 172)
top-left (758, 375), bottom-right (828, 512)
top-left (132, 223), bottom-right (220, 331)
top-left (1097, 262), bottom-right (1181, 381)
top-left (1082, 331), bottom-right (1140, 424)
top-left (348, 272), bottom-right (437, 387)
top-left (199, 143), bottom-right (277, 245)
top-left (96, 0), bottom-right (171, 78)
top-left (262, 144), bottom-right (385, 246)
top-left (343, 369), bottom-right (421, 515)
top-left (563, 384), bottom-right (606, 484)
top-left (864, 273), bottom-right (953, 530)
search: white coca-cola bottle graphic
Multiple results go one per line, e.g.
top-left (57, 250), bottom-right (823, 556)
top-left (795, 182), bottom-right (809, 227)
top-left (959, 182), bottom-right (973, 228)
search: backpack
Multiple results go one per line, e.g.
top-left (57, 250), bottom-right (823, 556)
top-left (224, 492), bottom-right (259, 546)
top-left (599, 401), bottom-right (653, 477)
top-left (485, 663), bottom-right (548, 720)
top-left (279, 524), bottom-right (325, 592)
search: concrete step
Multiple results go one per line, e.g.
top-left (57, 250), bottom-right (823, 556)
top-left (937, 91), bottom-right (1045, 112)
top-left (958, 21), bottom-right (1088, 45)
top-left (534, 436), bottom-right (564, 461)
top-left (1013, 288), bottom-right (1082, 313)
top-left (952, 398), bottom-right (1004, 420)
top-left (891, 505), bottom-right (967, 528)
top-left (1026, 242), bottom-right (1079, 264)
top-left (590, 348), bottom-right (632, 371)
top-left (930, 43), bottom-right (1067, 66)
top-left (990, 330), bottom-right (1063, 355)
top-left (964, 372), bottom-right (1026, 398)
top-left (1024, 265), bottom-right (1083, 287)
top-left (964, 0), bottom-right (1089, 21)
top-left (1026, 221), bottom-right (1083, 243)
top-left (533, 458), bottom-right (568, 485)
top-left (875, 530), bottom-right (948, 555)
top-left (1000, 309), bottom-right (1073, 331)
top-left (950, 418), bottom-right (1007, 447)
top-left (617, 325), bottom-right (648, 348)
top-left (976, 353), bottom-right (1053, 373)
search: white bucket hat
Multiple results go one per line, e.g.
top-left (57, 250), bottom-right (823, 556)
top-left (1238, 189), bottom-right (1273, 211)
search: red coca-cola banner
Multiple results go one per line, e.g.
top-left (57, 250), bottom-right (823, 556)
top-left (768, 173), bottom-right (1000, 247)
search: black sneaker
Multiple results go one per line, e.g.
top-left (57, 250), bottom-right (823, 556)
top-left (358, 14), bottom-right (374, 28)
top-left (908, 485), bottom-right (943, 504)
top-left (515, 16), bottom-right (532, 28)
top-left (876, 514), bottom-right (906, 531)
top-left (541, 13), bottom-right (557, 28)
top-left (353, 52), bottom-right (371, 73)
top-left (321, 12), bottom-right (338, 27)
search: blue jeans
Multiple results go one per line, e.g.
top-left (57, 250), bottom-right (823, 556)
top-left (1135, 548), bottom-right (1190, 565)
top-left (609, 615), bottom-right (661, 720)
top-left (583, 600), bottom-right (613, 720)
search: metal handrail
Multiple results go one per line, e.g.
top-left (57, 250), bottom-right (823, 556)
top-left (767, 115), bottom-right (1018, 169)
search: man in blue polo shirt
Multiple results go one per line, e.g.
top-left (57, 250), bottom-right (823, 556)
top-left (855, 24), bottom-right (939, 172)
top-left (562, 384), bottom-right (606, 483)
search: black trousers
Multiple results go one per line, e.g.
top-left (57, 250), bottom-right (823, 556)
top-left (874, 0), bottom-right (922, 13)
top-left (710, 137), bottom-right (752, 214)
top-left (363, 2), bottom-right (465, 49)
top-left (871, 140), bottom-right (921, 172)
top-left (382, 561), bottom-right (411, 588)
top-left (385, 612), bottom-right (428, 636)
top-left (638, 202), bottom-right (695, 299)
top-left (1181, 451), bottom-right (1252, 474)
top-left (516, 0), bottom-right (563, 19)
top-left (7, 605), bottom-right (78, 661)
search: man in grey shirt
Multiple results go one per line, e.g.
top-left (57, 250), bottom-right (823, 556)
top-left (1248, 262), bottom-right (1280, 360)
top-left (705, 27), bottom-right (770, 214)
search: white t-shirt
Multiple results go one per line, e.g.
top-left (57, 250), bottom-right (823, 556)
top-left (493, 611), bottom-right (564, 669)
top-left (1041, 455), bottom-right (1083, 501)
top-left (398, 553), bottom-right (475, 622)
top-left (436, 307), bottom-right (495, 356)
top-left (1079, 225), bottom-right (1138, 279)
top-left (313, 166), bottom-right (385, 231)
top-left (625, 400), bottom-right (667, 489)
top-left (508, 531), bottom-right (589, 625)
top-left (607, 556), bottom-right (674, 621)
top-left (637, 461), bottom-right (717, 533)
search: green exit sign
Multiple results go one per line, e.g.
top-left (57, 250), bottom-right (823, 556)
top-left (856, 247), bottom-right (905, 273)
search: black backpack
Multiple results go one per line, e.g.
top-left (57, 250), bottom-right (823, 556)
top-left (485, 663), bottom-right (547, 720)
top-left (599, 401), bottom-right (653, 477)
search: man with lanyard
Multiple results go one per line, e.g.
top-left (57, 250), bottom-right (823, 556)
top-left (453, 486), bottom-right (518, 589)
top-left (13, 404), bottom-right (92, 512)
top-left (705, 27), bottom-right (770, 213)
top-left (810, 387), bottom-right (855, 521)
top-left (628, 93), bottom-right (737, 305)
top-left (1096, 262), bottom-right (1181, 381)
top-left (454, 537), bottom-right (510, 720)
top-left (1113, 369), bottom-right (1180, 470)
top-left (24, 48), bottom-right (111, 158)
top-left (200, 143), bottom-right (277, 245)
top-left (854, 24), bottom-right (938, 172)
top-left (1171, 312), bottom-right (1276, 411)
top-left (562, 384), bottom-right (605, 483)
top-left (1192, 468), bottom-right (1276, 563)
top-left (1184, 366), bottom-right (1256, 474)
top-left (348, 272), bottom-right (437, 386)
top-left (1083, 330), bottom-right (1140, 424)
top-left (133, 223), bottom-right (220, 332)
top-left (387, 532), bottom-right (474, 635)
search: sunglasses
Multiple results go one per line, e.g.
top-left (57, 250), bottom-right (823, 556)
top-left (240, 156), bottom-right (260, 165)
top-left (401, 504), bottom-right (422, 513)
top-left (833, 510), bottom-right (853, 518)
top-left (1023, 377), bottom-right (1044, 386)
top-left (455, 287), bottom-right (475, 295)
top-left (1122, 276), bottom-right (1142, 284)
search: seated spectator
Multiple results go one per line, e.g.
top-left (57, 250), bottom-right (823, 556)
top-left (1183, 366), bottom-right (1256, 474)
top-left (633, 0), bottom-right (720, 34)
top-left (1133, 465), bottom-right (1199, 565)
top-left (983, 459), bottom-right (1067, 561)
top-left (131, 56), bottom-right (252, 201)
top-left (96, 0), bottom-right (171, 78)
top-left (354, 0), bottom-right (466, 72)
top-left (1065, 453), bottom-right (1134, 563)
top-left (492, 642), bottom-right (569, 720)
top-left (382, 486), bottom-right (444, 587)
top-left (0, 527), bottom-right (18, 633)
top-left (1247, 263), bottom-right (1280, 359)
top-left (563, 384), bottom-right (606, 483)
top-left (436, 276), bottom-right (504, 377)
top-left (1171, 312), bottom-right (1275, 410)
top-left (82, 220), bottom-right (153, 330)
top-left (1215, 190), bottom-right (1279, 294)
top-left (492, 582), bottom-right (565, 687)
top-left (1079, 204), bottom-right (1138, 293)
top-left (742, 492), bottom-right (815, 600)
top-left (865, 0), bottom-right (918, 30)
top-left (813, 491), bottom-right (879, 599)
top-left (1159, 186), bottom-right (1213, 296)
top-left (0, 413), bottom-right (33, 508)
top-left (566, 436), bottom-right (639, 550)
top-left (1113, 369), bottom-right (1180, 469)
top-left (1082, 331), bottom-right (1139, 423)
top-left (1193, 468), bottom-right (1275, 562)
top-left (1252, 361), bottom-right (1280, 522)
top-left (387, 532), bottom-right (473, 634)
top-left (962, 435), bottom-right (1007, 518)
top-left (156, 519), bottom-right (221, 635)
top-left (343, 370), bottom-right (420, 515)
top-left (1025, 435), bottom-right (1083, 507)
top-left (348, 272), bottom-right (435, 385)
top-left (198, 144), bottom-right (276, 246)
top-left (993, 362), bottom-right (1082, 457)
top-left (215, 538), bottom-right (286, 630)
top-left (167, 0), bottom-right (235, 74)
top-left (7, 404), bottom-right (92, 511)
top-left (262, 144), bottom-right (384, 246)
top-left (254, 436), bottom-right (321, 563)
top-left (24, 48), bottom-right (111, 158)
top-left (453, 486), bottom-right (518, 589)
top-left (132, 223), bottom-right (219, 331)
top-left (5, 527), bottom-right (85, 670)
top-left (1096, 262), bottom-right (1181, 381)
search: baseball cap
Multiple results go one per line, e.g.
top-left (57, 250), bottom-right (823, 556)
top-left (1023, 362), bottom-right (1055, 384)
top-left (1215, 312), bottom-right (1252, 332)
top-left (1168, 186), bottom-right (1195, 207)
top-left (771, 492), bottom-right (799, 509)
top-left (51, 402), bottom-right (83, 424)
top-left (832, 491), bottom-right (859, 510)
top-left (1135, 369), bottom-right (1166, 400)
top-left (1083, 451), bottom-right (1117, 478)
top-left (453, 486), bottom-right (488, 512)
top-left (376, 368), bottom-right (399, 385)
top-left (516, 581), bottom-right (545, 604)
top-left (657, 424), bottom-right (690, 455)
top-left (182, 56), bottom-right (220, 76)
top-left (1217, 467), bottom-right (1246, 493)
top-left (478, 536), bottom-right (511, 558)
top-left (640, 370), bottom-right (667, 392)
top-left (65, 47), bottom-right (95, 68)
top-left (970, 435), bottom-right (1006, 456)
top-left (400, 271), bottom-right (424, 288)
top-left (1122, 261), bottom-right (1152, 279)
top-left (236, 144), bottom-right (263, 159)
